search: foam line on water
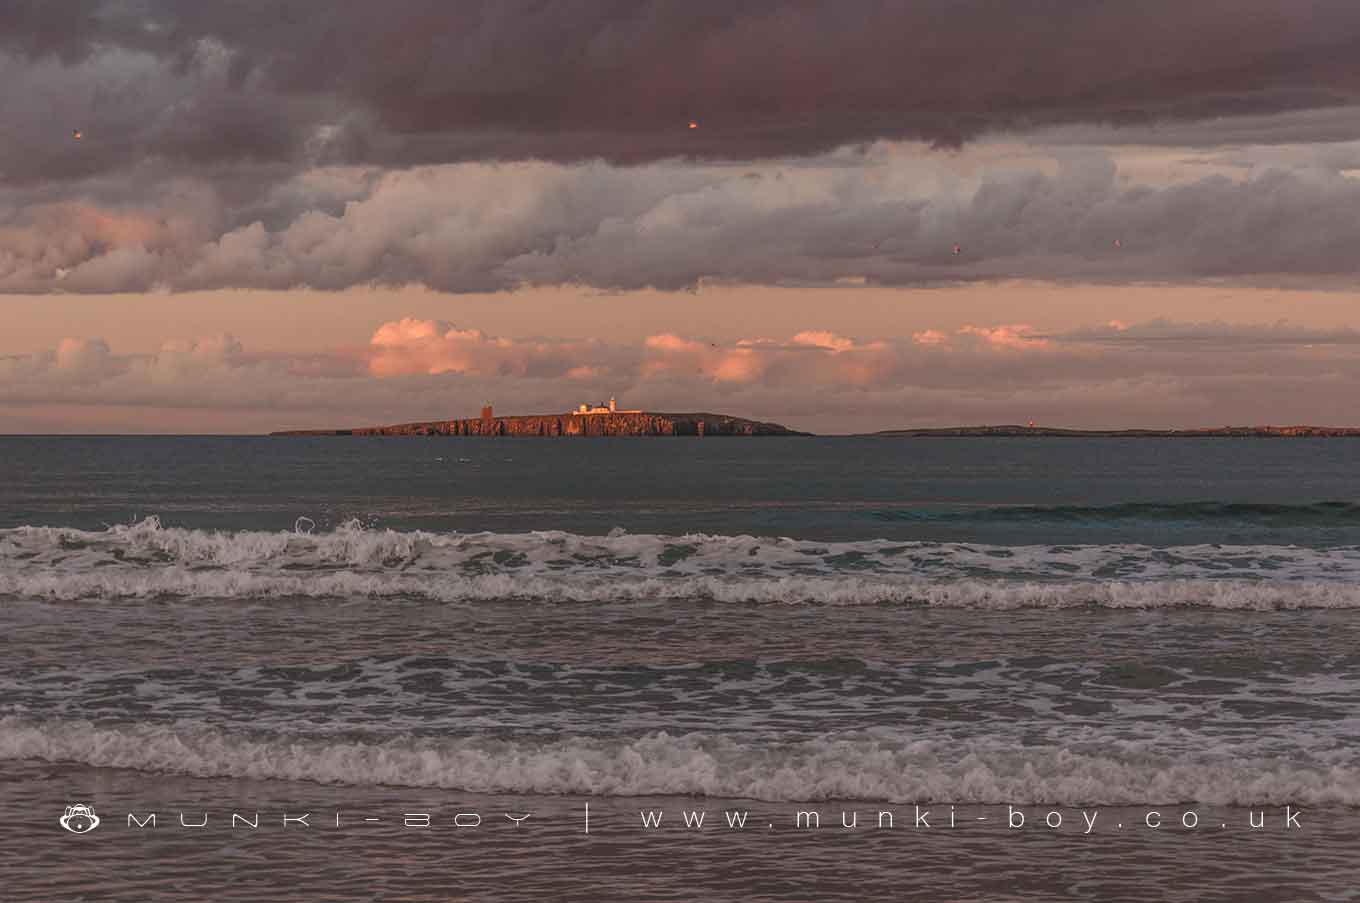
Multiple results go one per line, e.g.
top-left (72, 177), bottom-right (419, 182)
top-left (4, 517), bottom-right (1360, 605)
top-left (6, 568), bottom-right (1360, 607)
top-left (2, 717), bottom-right (1355, 806)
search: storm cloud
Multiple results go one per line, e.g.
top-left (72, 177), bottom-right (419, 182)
top-left (8, 142), bottom-right (1360, 293)
top-left (7, 3), bottom-right (1360, 292)
top-left (7, 0), bottom-right (1360, 180)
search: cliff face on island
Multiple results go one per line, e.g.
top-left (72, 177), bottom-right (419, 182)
top-left (273, 412), bottom-right (808, 437)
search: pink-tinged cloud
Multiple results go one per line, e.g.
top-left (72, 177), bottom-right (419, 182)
top-left (369, 318), bottom-right (506, 376)
top-left (6, 316), bottom-right (1360, 433)
top-left (52, 337), bottom-right (115, 381)
top-left (641, 334), bottom-right (756, 383)
top-left (790, 331), bottom-right (858, 353)
top-left (912, 329), bottom-right (950, 346)
top-left (636, 334), bottom-right (767, 383)
top-left (641, 331), bottom-right (889, 385)
top-left (957, 324), bottom-right (1050, 350)
top-left (366, 318), bottom-right (612, 381)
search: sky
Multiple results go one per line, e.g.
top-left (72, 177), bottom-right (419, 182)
top-left (5, 1), bottom-right (1360, 434)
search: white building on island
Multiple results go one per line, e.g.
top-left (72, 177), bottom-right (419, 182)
top-left (572, 396), bottom-right (641, 415)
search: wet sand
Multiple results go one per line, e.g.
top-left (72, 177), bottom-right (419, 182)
top-left (6, 762), bottom-right (1350, 902)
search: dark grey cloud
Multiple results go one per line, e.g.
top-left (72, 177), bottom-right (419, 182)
top-left (7, 0), bottom-right (1360, 184)
top-left (1033, 107), bottom-right (1360, 150)
top-left (0, 0), bottom-right (114, 65)
top-left (7, 3), bottom-right (1360, 293)
top-left (10, 146), bottom-right (1360, 292)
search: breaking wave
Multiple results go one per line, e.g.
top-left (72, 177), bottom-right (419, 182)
top-left (4, 517), bottom-right (1360, 607)
top-left (7, 570), bottom-right (1360, 609)
top-left (2, 716), bottom-right (1354, 806)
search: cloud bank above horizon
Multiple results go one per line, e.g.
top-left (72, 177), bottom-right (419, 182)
top-left (9, 0), bottom-right (1360, 171)
top-left (5, 2), bottom-right (1360, 431)
top-left (6, 3), bottom-right (1360, 293)
top-left (11, 142), bottom-right (1360, 294)
top-left (5, 315), bottom-right (1360, 434)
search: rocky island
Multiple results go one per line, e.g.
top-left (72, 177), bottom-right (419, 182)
top-left (272, 402), bottom-right (1360, 439)
top-left (273, 399), bottom-right (806, 437)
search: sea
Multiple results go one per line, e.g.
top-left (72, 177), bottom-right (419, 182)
top-left (1, 436), bottom-right (1357, 901)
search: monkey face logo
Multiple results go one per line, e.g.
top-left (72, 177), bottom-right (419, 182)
top-left (59, 804), bottom-right (100, 834)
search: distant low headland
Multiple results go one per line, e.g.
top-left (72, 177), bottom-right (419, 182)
top-left (272, 409), bottom-right (806, 437)
top-left (867, 424), bottom-right (1360, 438)
top-left (270, 397), bottom-right (1360, 439)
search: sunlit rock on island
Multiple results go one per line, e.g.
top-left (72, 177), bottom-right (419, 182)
top-left (271, 398), bottom-right (807, 437)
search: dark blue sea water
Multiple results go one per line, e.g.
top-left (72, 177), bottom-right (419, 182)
top-left (6, 434), bottom-right (1360, 543)
top-left (2, 437), bottom-right (1358, 901)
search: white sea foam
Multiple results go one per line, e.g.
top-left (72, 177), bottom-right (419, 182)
top-left (6, 568), bottom-right (1360, 608)
top-left (3, 517), bottom-right (1360, 606)
top-left (2, 716), bottom-right (1355, 806)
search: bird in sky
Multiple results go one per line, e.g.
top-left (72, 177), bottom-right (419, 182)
top-left (688, 120), bottom-right (699, 129)
top-left (1113, 238), bottom-right (1122, 249)
top-left (72, 129), bottom-right (82, 140)
top-left (952, 243), bottom-right (962, 256)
